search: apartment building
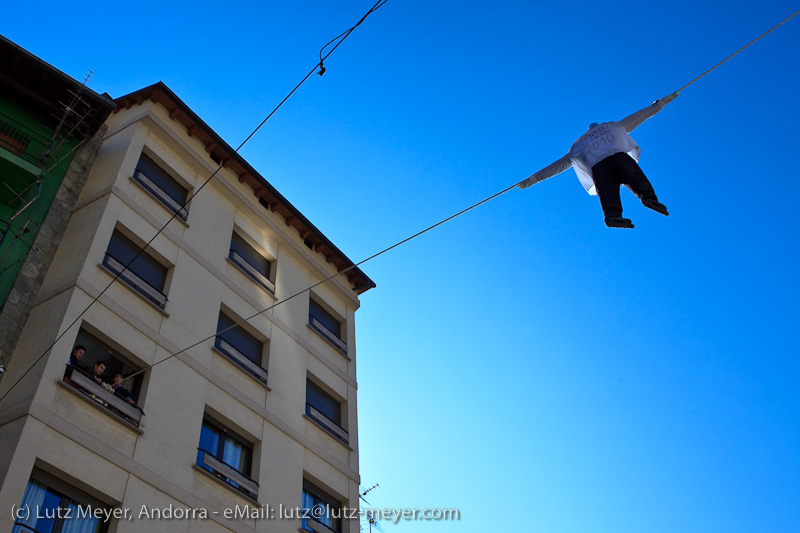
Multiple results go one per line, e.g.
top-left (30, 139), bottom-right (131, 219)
top-left (0, 70), bottom-right (374, 532)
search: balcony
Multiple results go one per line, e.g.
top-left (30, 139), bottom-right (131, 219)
top-left (132, 169), bottom-right (188, 221)
top-left (228, 249), bottom-right (275, 293)
top-left (196, 449), bottom-right (258, 500)
top-left (62, 366), bottom-right (144, 427)
top-left (0, 111), bottom-right (49, 167)
top-left (214, 337), bottom-right (269, 386)
top-left (308, 316), bottom-right (348, 355)
top-left (0, 113), bottom-right (53, 207)
top-left (305, 403), bottom-right (349, 445)
top-left (102, 254), bottom-right (168, 309)
top-left (304, 517), bottom-right (340, 533)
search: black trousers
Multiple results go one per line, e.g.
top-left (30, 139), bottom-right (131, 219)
top-left (591, 152), bottom-right (658, 219)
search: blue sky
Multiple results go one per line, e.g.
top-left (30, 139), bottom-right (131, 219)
top-left (4, 1), bottom-right (799, 531)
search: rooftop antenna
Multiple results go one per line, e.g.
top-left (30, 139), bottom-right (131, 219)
top-left (359, 484), bottom-right (383, 533)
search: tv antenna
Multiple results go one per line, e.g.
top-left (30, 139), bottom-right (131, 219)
top-left (359, 484), bottom-right (383, 533)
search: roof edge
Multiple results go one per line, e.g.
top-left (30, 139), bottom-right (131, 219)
top-left (0, 35), bottom-right (116, 136)
top-left (114, 82), bottom-right (375, 294)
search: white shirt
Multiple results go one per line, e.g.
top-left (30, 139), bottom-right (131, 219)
top-left (518, 93), bottom-right (677, 195)
top-left (568, 121), bottom-right (639, 195)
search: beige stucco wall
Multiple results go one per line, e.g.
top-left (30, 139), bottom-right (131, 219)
top-left (0, 100), bottom-right (364, 532)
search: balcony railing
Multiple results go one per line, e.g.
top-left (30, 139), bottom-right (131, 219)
top-left (132, 169), bottom-right (188, 220)
top-left (63, 365), bottom-right (144, 427)
top-left (308, 316), bottom-right (348, 355)
top-left (197, 449), bottom-right (259, 500)
top-left (214, 337), bottom-right (269, 386)
top-left (306, 403), bottom-right (349, 445)
top-left (229, 250), bottom-right (275, 293)
top-left (303, 516), bottom-right (340, 533)
top-left (103, 254), bottom-right (168, 308)
top-left (0, 112), bottom-right (50, 166)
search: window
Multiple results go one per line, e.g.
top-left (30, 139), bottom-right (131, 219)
top-left (306, 380), bottom-right (348, 444)
top-left (228, 231), bottom-right (274, 292)
top-left (103, 229), bottom-right (168, 308)
top-left (13, 473), bottom-right (111, 533)
top-left (196, 418), bottom-right (258, 499)
top-left (309, 299), bottom-right (347, 354)
top-left (133, 152), bottom-right (189, 220)
top-left (62, 328), bottom-right (145, 427)
top-left (302, 481), bottom-right (342, 533)
top-left (214, 312), bottom-right (268, 385)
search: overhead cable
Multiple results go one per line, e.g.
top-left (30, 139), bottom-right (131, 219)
top-left (0, 0), bottom-right (390, 405)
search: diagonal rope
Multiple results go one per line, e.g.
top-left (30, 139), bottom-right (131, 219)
top-left (0, 0), bottom-right (389, 405)
top-left (104, 6), bottom-right (800, 382)
top-left (675, 8), bottom-right (800, 94)
top-left (2, 6), bottom-right (796, 401)
top-left (125, 181), bottom-right (518, 380)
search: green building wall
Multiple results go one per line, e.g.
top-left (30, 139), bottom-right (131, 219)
top-left (0, 94), bottom-right (81, 307)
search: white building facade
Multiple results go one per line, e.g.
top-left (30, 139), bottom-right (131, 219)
top-left (0, 82), bottom-right (374, 533)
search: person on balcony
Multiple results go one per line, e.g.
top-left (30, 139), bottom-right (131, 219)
top-left (89, 361), bottom-right (107, 385)
top-left (65, 345), bottom-right (90, 379)
top-left (111, 373), bottom-right (136, 405)
top-left (67, 345), bottom-right (89, 372)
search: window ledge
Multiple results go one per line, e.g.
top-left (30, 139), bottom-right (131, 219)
top-left (98, 263), bottom-right (170, 317)
top-left (57, 379), bottom-right (144, 434)
top-left (211, 346), bottom-right (271, 391)
top-left (192, 464), bottom-right (259, 503)
top-left (307, 323), bottom-right (351, 361)
top-left (303, 414), bottom-right (352, 450)
top-left (225, 257), bottom-right (277, 299)
top-left (301, 518), bottom-right (342, 533)
top-left (129, 174), bottom-right (190, 227)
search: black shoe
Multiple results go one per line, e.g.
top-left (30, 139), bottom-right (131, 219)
top-left (643, 199), bottom-right (669, 216)
top-left (605, 216), bottom-right (634, 229)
